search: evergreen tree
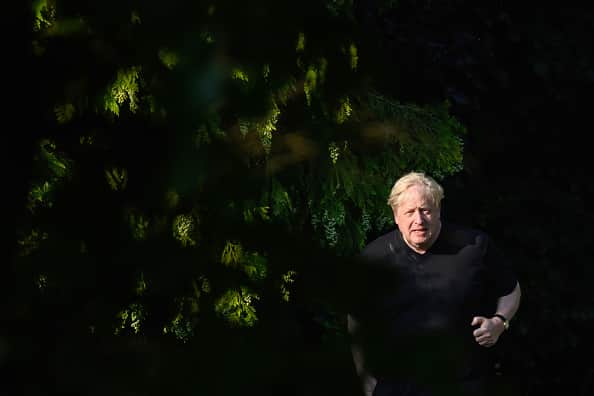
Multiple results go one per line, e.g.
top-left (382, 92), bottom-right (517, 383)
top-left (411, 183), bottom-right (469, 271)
top-left (17, 1), bottom-right (468, 394)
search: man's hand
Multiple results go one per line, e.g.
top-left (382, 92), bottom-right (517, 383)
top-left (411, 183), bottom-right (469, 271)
top-left (361, 375), bottom-right (377, 396)
top-left (471, 316), bottom-right (505, 347)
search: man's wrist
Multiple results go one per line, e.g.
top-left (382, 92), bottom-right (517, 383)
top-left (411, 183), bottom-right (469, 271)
top-left (492, 314), bottom-right (509, 331)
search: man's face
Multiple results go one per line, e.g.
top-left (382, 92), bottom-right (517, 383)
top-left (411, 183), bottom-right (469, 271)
top-left (393, 185), bottom-right (441, 254)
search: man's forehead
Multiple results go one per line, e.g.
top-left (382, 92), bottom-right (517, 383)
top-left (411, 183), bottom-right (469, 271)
top-left (399, 189), bottom-right (435, 208)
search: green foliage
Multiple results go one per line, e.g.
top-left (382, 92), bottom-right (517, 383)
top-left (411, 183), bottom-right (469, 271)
top-left (21, 3), bottom-right (594, 393)
top-left (231, 68), bottom-right (250, 83)
top-left (127, 210), bottom-right (149, 241)
top-left (158, 48), bottom-right (179, 70)
top-left (255, 99), bottom-right (281, 153)
top-left (135, 272), bottom-right (147, 296)
top-left (105, 167), bottom-right (128, 191)
top-left (221, 241), bottom-right (268, 281)
top-left (115, 303), bottom-right (144, 335)
top-left (172, 213), bottom-right (198, 247)
top-left (366, 92), bottom-right (466, 178)
top-left (27, 139), bottom-right (71, 211)
top-left (336, 96), bottom-right (353, 124)
top-left (269, 179), bottom-right (294, 220)
top-left (304, 65), bottom-right (318, 106)
top-left (214, 287), bottom-right (259, 327)
top-left (23, 0), bottom-right (467, 352)
top-left (104, 67), bottom-right (142, 116)
top-left (221, 241), bottom-right (243, 266)
top-left (17, 228), bottom-right (48, 257)
top-left (280, 270), bottom-right (297, 302)
top-left (36, 273), bottom-right (48, 291)
top-left (163, 310), bottom-right (194, 342)
top-left (32, 0), bottom-right (55, 31)
top-left (54, 103), bottom-right (75, 124)
top-left (296, 32), bottom-right (306, 52)
top-left (349, 43), bottom-right (358, 70)
top-left (243, 205), bottom-right (270, 223)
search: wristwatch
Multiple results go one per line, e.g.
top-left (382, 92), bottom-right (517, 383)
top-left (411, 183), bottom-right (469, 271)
top-left (493, 314), bottom-right (510, 331)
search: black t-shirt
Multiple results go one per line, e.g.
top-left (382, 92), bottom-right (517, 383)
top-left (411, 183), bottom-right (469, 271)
top-left (348, 222), bottom-right (517, 382)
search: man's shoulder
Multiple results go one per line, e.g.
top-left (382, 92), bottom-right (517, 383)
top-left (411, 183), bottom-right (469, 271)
top-left (441, 222), bottom-right (489, 244)
top-left (360, 229), bottom-right (399, 261)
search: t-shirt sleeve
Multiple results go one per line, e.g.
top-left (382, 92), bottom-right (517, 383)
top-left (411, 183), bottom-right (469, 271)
top-left (483, 235), bottom-right (518, 298)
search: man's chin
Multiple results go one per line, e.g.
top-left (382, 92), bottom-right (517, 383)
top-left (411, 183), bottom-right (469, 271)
top-left (411, 238), bottom-right (430, 248)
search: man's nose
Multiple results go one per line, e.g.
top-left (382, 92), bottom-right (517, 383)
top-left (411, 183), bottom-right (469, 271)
top-left (412, 210), bottom-right (424, 223)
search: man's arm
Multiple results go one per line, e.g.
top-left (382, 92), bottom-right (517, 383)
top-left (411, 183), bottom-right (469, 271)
top-left (495, 280), bottom-right (521, 322)
top-left (472, 281), bottom-right (521, 347)
top-left (347, 314), bottom-right (377, 396)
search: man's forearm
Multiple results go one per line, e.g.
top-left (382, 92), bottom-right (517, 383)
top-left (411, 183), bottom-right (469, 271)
top-left (348, 314), bottom-right (377, 396)
top-left (496, 281), bottom-right (521, 320)
top-left (351, 343), bottom-right (377, 396)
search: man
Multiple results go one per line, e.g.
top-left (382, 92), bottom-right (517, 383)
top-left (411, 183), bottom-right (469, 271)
top-left (347, 171), bottom-right (521, 396)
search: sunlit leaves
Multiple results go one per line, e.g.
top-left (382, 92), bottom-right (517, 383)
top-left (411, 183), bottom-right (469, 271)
top-left (214, 287), bottom-right (259, 327)
top-left (231, 68), bottom-right (249, 83)
top-left (32, 0), bottom-right (55, 31)
top-left (36, 273), bottom-right (48, 291)
top-left (28, 181), bottom-right (53, 210)
top-left (105, 167), bottom-right (128, 191)
top-left (221, 241), bottom-right (267, 281)
top-left (328, 140), bottom-right (349, 166)
top-left (255, 99), bottom-right (280, 153)
top-left (304, 66), bottom-right (317, 106)
top-left (17, 228), bottom-right (48, 256)
top-left (349, 43), bottom-right (358, 70)
top-left (303, 59), bottom-right (327, 106)
top-left (221, 241), bottom-right (242, 266)
top-left (296, 32), bottom-right (306, 52)
top-left (163, 311), bottom-right (194, 342)
top-left (280, 270), bottom-right (297, 302)
top-left (115, 303), bottom-right (144, 335)
top-left (336, 96), bottom-right (353, 124)
top-left (172, 213), bottom-right (198, 247)
top-left (329, 141), bottom-right (340, 165)
top-left (54, 103), bottom-right (75, 124)
top-left (104, 67), bottom-right (141, 116)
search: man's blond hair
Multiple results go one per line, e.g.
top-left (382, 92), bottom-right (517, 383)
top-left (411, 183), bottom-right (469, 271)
top-left (387, 171), bottom-right (444, 210)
